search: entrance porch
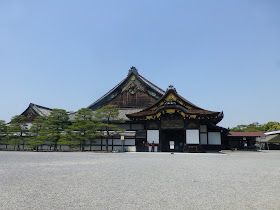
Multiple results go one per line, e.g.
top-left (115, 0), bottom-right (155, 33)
top-left (160, 129), bottom-right (185, 152)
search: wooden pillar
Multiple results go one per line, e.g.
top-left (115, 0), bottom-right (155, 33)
top-left (101, 136), bottom-right (103, 151)
top-left (112, 136), bottom-right (114, 151)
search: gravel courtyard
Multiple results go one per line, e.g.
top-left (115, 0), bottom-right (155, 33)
top-left (0, 151), bottom-right (280, 210)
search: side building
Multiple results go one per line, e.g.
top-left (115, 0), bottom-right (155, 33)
top-left (263, 130), bottom-right (280, 150)
top-left (227, 132), bottom-right (265, 150)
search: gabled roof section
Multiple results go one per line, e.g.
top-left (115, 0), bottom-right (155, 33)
top-left (87, 66), bottom-right (165, 110)
top-left (22, 103), bottom-right (53, 117)
top-left (21, 103), bottom-right (76, 121)
top-left (147, 85), bottom-right (204, 111)
top-left (127, 85), bottom-right (223, 124)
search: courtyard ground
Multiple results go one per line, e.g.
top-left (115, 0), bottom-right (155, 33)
top-left (0, 151), bottom-right (280, 209)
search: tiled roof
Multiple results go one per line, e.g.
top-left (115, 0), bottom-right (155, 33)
top-left (87, 78), bottom-right (127, 110)
top-left (228, 132), bottom-right (265, 137)
top-left (92, 108), bottom-right (143, 121)
top-left (267, 134), bottom-right (280, 143)
top-left (87, 67), bottom-right (165, 110)
top-left (126, 88), bottom-right (223, 123)
top-left (30, 103), bottom-right (52, 116)
top-left (264, 130), bottom-right (280, 135)
top-left (138, 73), bottom-right (165, 95)
top-left (68, 112), bottom-right (77, 121)
top-left (23, 103), bottom-right (140, 122)
top-left (22, 103), bottom-right (76, 120)
top-left (118, 108), bottom-right (143, 120)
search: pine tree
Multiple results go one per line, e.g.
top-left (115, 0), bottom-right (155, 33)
top-left (94, 105), bottom-right (124, 151)
top-left (0, 120), bottom-right (8, 149)
top-left (7, 115), bottom-right (28, 150)
top-left (28, 116), bottom-right (46, 151)
top-left (64, 108), bottom-right (100, 151)
top-left (40, 109), bottom-right (69, 150)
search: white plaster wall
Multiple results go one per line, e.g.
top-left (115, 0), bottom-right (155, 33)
top-left (147, 130), bottom-right (159, 144)
top-left (113, 139), bottom-right (123, 145)
top-left (102, 139), bottom-right (113, 144)
top-left (60, 146), bottom-right (69, 150)
top-left (94, 139), bottom-right (102, 144)
top-left (84, 146), bottom-right (90, 150)
top-left (124, 139), bottom-right (135, 145)
top-left (41, 145), bottom-right (49, 150)
top-left (208, 132), bottom-right (221, 145)
top-left (0, 145), bottom-right (7, 149)
top-left (112, 146), bottom-right (122, 151)
top-left (200, 133), bottom-right (208, 145)
top-left (186, 129), bottom-right (200, 144)
top-left (91, 146), bottom-right (101, 150)
top-left (127, 146), bottom-right (136, 152)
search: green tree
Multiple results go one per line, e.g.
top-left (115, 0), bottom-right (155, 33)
top-left (230, 124), bottom-right (247, 132)
top-left (0, 120), bottom-right (8, 149)
top-left (66, 108), bottom-right (100, 151)
top-left (244, 122), bottom-right (263, 132)
top-left (94, 105), bottom-right (124, 151)
top-left (40, 109), bottom-right (69, 150)
top-left (7, 115), bottom-right (28, 150)
top-left (57, 129), bottom-right (79, 149)
top-left (261, 121), bottom-right (280, 132)
top-left (28, 116), bottom-right (46, 151)
top-left (230, 121), bottom-right (280, 132)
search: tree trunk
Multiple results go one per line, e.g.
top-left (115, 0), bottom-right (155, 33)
top-left (112, 137), bottom-right (114, 151)
top-left (106, 138), bottom-right (108, 151)
top-left (21, 133), bottom-right (24, 150)
top-left (106, 128), bottom-right (109, 151)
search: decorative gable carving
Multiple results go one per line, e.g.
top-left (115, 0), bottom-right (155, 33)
top-left (121, 76), bottom-right (145, 95)
top-left (161, 114), bottom-right (184, 129)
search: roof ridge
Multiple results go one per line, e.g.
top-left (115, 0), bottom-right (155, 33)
top-left (137, 74), bottom-right (165, 95)
top-left (30, 103), bottom-right (53, 111)
top-left (87, 76), bottom-right (128, 109)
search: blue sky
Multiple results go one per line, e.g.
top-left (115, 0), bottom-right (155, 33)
top-left (1, 0), bottom-right (279, 128)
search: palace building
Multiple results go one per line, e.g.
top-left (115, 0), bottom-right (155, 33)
top-left (7, 67), bottom-right (228, 152)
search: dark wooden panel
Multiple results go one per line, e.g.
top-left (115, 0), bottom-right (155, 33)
top-left (108, 91), bottom-right (158, 108)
